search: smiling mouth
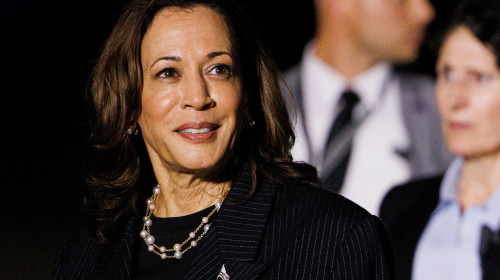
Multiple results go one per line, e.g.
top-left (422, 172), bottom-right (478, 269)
top-left (177, 127), bottom-right (217, 134)
top-left (175, 122), bottom-right (220, 143)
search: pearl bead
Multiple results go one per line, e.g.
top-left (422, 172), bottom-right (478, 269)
top-left (153, 185), bottom-right (161, 194)
top-left (141, 183), bottom-right (223, 261)
top-left (173, 243), bottom-right (181, 251)
top-left (146, 235), bottom-right (155, 245)
top-left (174, 251), bottom-right (182, 259)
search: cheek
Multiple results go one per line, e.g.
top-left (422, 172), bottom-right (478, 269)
top-left (481, 100), bottom-right (500, 137)
top-left (140, 84), bottom-right (177, 120)
top-left (211, 82), bottom-right (243, 116)
top-left (435, 87), bottom-right (448, 118)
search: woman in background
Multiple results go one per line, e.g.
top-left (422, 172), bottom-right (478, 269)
top-left (381, 0), bottom-right (500, 279)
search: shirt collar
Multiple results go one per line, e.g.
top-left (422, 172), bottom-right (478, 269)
top-left (351, 62), bottom-right (392, 110)
top-left (302, 41), bottom-right (392, 110)
top-left (439, 156), bottom-right (464, 204)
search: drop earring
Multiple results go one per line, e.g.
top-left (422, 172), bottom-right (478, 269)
top-left (247, 118), bottom-right (256, 127)
top-left (127, 126), bottom-right (139, 136)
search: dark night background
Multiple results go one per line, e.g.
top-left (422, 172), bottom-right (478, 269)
top-left (2, 0), bottom-right (456, 278)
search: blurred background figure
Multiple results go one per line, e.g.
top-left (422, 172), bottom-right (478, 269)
top-left (284, 0), bottom-right (452, 215)
top-left (380, 0), bottom-right (500, 279)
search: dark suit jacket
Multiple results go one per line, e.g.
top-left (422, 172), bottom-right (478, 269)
top-left (380, 175), bottom-right (500, 280)
top-left (54, 170), bottom-right (394, 279)
top-left (379, 176), bottom-right (442, 280)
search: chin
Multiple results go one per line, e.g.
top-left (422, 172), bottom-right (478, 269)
top-left (448, 144), bottom-right (500, 159)
top-left (389, 46), bottom-right (419, 64)
top-left (178, 160), bottom-right (219, 172)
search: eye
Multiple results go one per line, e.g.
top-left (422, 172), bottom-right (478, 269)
top-left (207, 64), bottom-right (232, 78)
top-left (437, 65), bottom-right (456, 82)
top-left (470, 71), bottom-right (491, 84)
top-left (155, 68), bottom-right (179, 79)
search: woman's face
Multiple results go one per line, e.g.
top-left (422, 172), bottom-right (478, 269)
top-left (138, 6), bottom-right (244, 173)
top-left (436, 26), bottom-right (500, 158)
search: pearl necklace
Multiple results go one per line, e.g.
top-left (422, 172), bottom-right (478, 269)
top-left (140, 184), bottom-right (222, 260)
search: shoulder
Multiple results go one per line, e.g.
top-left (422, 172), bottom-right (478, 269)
top-left (266, 181), bottom-right (394, 279)
top-left (395, 71), bottom-right (436, 104)
top-left (395, 71), bottom-right (434, 89)
top-left (283, 63), bottom-right (301, 81)
top-left (395, 71), bottom-right (435, 101)
top-left (53, 216), bottom-right (139, 279)
top-left (53, 226), bottom-right (103, 279)
top-left (380, 175), bottom-right (443, 230)
top-left (273, 180), bottom-right (380, 238)
top-left (382, 175), bottom-right (443, 211)
top-left (282, 63), bottom-right (302, 96)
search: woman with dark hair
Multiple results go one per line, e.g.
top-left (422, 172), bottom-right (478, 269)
top-left (380, 0), bottom-right (500, 279)
top-left (54, 0), bottom-right (393, 279)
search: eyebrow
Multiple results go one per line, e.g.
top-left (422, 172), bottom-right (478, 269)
top-left (150, 52), bottom-right (232, 69)
top-left (207, 51), bottom-right (232, 59)
top-left (151, 56), bottom-right (180, 69)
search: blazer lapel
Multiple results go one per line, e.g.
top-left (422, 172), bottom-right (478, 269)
top-left (185, 169), bottom-right (277, 280)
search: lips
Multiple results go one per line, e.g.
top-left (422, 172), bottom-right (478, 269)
top-left (448, 120), bottom-right (471, 131)
top-left (175, 122), bottom-right (220, 143)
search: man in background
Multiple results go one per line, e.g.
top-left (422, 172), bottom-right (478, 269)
top-left (284, 0), bottom-right (452, 214)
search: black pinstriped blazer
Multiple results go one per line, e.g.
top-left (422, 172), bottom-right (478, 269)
top-left (54, 169), bottom-right (394, 280)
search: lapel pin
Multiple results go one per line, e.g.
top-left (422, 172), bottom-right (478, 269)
top-left (217, 264), bottom-right (230, 280)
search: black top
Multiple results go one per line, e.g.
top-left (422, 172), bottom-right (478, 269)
top-left (137, 206), bottom-right (215, 280)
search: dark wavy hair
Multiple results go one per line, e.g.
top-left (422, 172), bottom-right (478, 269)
top-left (84, 0), bottom-right (319, 244)
top-left (437, 0), bottom-right (500, 66)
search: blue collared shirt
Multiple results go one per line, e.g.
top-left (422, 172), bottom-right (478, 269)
top-left (413, 157), bottom-right (500, 280)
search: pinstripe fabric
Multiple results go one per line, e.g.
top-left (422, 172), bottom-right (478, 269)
top-left (54, 169), bottom-right (394, 279)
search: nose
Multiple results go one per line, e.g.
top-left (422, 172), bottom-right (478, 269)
top-left (180, 73), bottom-right (215, 110)
top-left (411, 0), bottom-right (435, 26)
top-left (444, 81), bottom-right (470, 110)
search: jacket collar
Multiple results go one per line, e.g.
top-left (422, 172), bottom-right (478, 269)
top-left (217, 171), bottom-right (277, 261)
top-left (185, 168), bottom-right (278, 280)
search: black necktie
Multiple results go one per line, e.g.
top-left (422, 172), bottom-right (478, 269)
top-left (323, 89), bottom-right (360, 192)
top-left (480, 225), bottom-right (500, 280)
